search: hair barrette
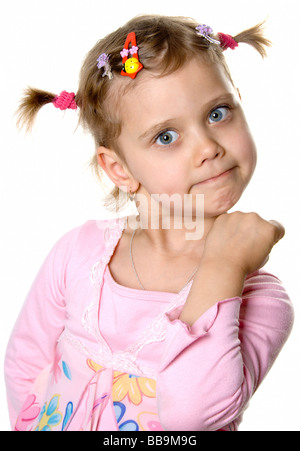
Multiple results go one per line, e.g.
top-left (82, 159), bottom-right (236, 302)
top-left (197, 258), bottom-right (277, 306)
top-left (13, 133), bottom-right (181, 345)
top-left (195, 25), bottom-right (220, 45)
top-left (120, 32), bottom-right (143, 79)
top-left (97, 53), bottom-right (113, 79)
top-left (195, 24), bottom-right (238, 50)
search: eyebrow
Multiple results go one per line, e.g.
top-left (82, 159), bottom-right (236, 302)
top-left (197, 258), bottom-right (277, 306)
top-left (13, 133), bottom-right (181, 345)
top-left (138, 93), bottom-right (238, 142)
top-left (138, 119), bottom-right (177, 142)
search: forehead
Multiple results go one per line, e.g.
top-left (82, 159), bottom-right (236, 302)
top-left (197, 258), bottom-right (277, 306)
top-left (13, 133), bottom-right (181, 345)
top-left (118, 59), bottom-right (236, 133)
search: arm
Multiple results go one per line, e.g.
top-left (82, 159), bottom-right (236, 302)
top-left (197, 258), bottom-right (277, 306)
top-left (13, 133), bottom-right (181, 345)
top-left (157, 271), bottom-right (293, 431)
top-left (4, 227), bottom-right (80, 428)
top-left (179, 258), bottom-right (245, 325)
top-left (157, 212), bottom-right (292, 431)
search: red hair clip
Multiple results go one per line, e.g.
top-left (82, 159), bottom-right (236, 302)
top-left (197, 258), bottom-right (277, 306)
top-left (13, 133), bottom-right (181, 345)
top-left (120, 32), bottom-right (143, 79)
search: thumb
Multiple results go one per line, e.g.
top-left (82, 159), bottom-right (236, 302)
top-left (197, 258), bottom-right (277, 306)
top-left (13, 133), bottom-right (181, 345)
top-left (269, 220), bottom-right (285, 244)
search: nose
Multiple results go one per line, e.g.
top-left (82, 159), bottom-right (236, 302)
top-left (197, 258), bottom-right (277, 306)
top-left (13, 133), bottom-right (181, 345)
top-left (192, 130), bottom-right (224, 166)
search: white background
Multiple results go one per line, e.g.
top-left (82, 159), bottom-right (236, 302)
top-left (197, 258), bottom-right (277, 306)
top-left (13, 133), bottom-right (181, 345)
top-left (0, 0), bottom-right (299, 431)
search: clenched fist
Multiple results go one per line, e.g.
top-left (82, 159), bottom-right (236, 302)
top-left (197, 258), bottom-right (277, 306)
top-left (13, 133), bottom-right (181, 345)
top-left (180, 212), bottom-right (285, 325)
top-left (202, 212), bottom-right (285, 276)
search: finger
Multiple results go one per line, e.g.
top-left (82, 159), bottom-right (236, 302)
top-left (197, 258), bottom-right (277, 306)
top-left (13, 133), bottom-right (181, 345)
top-left (260, 255), bottom-right (270, 269)
top-left (269, 220), bottom-right (285, 243)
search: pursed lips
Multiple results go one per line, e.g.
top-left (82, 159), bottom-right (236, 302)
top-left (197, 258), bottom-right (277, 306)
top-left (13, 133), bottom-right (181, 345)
top-left (196, 167), bottom-right (236, 185)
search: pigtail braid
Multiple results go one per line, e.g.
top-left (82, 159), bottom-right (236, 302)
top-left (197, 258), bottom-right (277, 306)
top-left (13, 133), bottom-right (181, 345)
top-left (233, 22), bottom-right (271, 58)
top-left (17, 87), bottom-right (56, 132)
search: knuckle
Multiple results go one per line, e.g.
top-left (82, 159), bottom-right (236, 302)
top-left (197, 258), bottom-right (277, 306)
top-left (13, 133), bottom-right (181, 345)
top-left (248, 212), bottom-right (261, 222)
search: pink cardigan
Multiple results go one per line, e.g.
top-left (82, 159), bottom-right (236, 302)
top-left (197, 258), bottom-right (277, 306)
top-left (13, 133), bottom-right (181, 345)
top-left (4, 219), bottom-right (294, 431)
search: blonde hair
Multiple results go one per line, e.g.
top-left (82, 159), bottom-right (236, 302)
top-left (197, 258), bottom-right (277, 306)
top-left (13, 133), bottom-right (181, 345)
top-left (17, 15), bottom-right (271, 206)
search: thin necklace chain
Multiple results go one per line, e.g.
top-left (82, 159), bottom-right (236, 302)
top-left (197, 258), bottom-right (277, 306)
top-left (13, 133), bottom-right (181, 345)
top-left (129, 228), bottom-right (199, 292)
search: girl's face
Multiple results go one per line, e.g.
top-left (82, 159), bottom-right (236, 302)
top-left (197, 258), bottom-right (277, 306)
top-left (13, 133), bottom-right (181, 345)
top-left (116, 58), bottom-right (257, 218)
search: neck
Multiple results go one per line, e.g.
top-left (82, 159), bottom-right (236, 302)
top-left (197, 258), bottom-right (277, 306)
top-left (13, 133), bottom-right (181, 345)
top-left (127, 211), bottom-right (215, 256)
top-left (127, 189), bottom-right (217, 254)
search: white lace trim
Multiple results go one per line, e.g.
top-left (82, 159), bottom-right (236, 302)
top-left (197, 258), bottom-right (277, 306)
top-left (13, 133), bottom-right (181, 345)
top-left (64, 218), bottom-right (190, 377)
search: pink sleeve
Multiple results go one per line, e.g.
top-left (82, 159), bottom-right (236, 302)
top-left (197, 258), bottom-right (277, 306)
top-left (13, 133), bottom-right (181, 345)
top-left (4, 226), bottom-right (81, 428)
top-left (156, 271), bottom-right (294, 431)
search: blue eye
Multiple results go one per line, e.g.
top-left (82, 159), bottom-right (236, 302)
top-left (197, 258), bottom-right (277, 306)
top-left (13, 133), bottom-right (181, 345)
top-left (156, 130), bottom-right (179, 146)
top-left (208, 107), bottom-right (229, 124)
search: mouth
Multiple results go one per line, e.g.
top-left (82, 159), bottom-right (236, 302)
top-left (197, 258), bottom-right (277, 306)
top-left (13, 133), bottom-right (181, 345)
top-left (195, 167), bottom-right (236, 185)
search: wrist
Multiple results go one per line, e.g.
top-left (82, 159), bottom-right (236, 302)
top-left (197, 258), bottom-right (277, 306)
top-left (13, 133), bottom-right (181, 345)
top-left (179, 257), bottom-right (246, 326)
top-left (200, 256), bottom-right (247, 282)
top-left (194, 257), bottom-right (246, 300)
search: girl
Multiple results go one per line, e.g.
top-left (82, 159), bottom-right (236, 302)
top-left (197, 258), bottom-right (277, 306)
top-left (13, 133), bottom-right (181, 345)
top-left (5, 15), bottom-right (294, 431)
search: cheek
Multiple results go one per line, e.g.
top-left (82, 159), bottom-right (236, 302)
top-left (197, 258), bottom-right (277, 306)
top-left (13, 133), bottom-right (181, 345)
top-left (245, 140), bottom-right (257, 177)
top-left (234, 129), bottom-right (257, 177)
top-left (133, 154), bottom-right (185, 193)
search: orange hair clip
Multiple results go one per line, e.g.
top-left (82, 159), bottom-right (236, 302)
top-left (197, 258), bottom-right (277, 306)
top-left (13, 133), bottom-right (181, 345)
top-left (120, 32), bottom-right (143, 79)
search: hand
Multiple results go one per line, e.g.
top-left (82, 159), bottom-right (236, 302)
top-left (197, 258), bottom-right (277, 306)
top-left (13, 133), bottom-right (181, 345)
top-left (180, 212), bottom-right (285, 325)
top-left (202, 212), bottom-right (285, 276)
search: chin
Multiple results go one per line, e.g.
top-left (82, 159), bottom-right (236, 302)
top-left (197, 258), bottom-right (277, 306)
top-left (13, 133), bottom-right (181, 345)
top-left (205, 190), bottom-right (243, 217)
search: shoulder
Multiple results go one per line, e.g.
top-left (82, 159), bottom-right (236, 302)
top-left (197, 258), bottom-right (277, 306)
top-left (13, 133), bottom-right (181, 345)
top-left (243, 270), bottom-right (291, 303)
top-left (55, 218), bottom-right (125, 250)
top-left (52, 217), bottom-right (127, 265)
top-left (241, 269), bottom-right (294, 332)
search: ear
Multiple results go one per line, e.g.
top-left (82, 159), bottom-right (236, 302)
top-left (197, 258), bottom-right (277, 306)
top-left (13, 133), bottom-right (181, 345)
top-left (97, 146), bottom-right (139, 193)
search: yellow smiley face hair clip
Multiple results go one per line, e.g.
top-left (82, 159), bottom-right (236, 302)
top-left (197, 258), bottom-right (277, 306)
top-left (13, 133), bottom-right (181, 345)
top-left (120, 32), bottom-right (144, 79)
